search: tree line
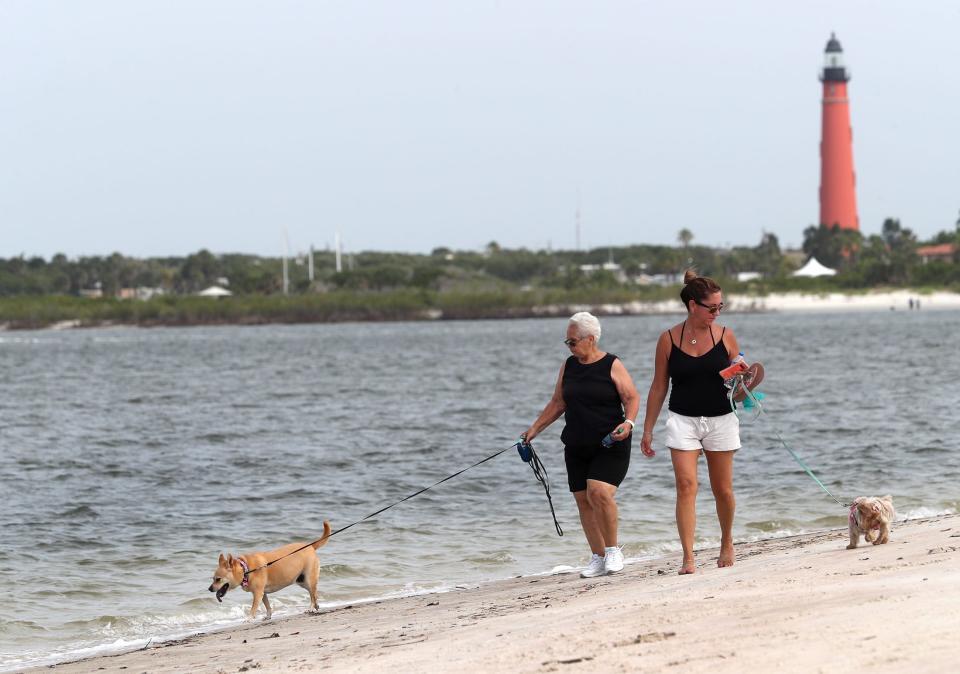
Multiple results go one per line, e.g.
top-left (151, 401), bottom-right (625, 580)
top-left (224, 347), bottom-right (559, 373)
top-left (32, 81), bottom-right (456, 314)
top-left (1, 218), bottom-right (958, 298)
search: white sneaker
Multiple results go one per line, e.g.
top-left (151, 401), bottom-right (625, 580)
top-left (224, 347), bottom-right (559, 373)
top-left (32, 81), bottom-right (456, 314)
top-left (580, 553), bottom-right (607, 578)
top-left (604, 546), bottom-right (624, 573)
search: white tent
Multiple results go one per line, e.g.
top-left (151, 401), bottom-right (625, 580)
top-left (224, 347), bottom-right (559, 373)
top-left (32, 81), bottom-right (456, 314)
top-left (197, 285), bottom-right (233, 297)
top-left (792, 257), bottom-right (837, 278)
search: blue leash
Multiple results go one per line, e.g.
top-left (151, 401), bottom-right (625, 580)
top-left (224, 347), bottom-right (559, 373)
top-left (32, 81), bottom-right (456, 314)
top-left (729, 375), bottom-right (850, 509)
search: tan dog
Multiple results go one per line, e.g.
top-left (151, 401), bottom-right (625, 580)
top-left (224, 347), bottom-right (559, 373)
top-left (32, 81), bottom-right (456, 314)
top-left (847, 496), bottom-right (894, 549)
top-left (209, 520), bottom-right (331, 619)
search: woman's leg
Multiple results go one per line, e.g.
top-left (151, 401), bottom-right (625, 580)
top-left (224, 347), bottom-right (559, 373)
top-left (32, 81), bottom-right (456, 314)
top-left (585, 480), bottom-right (619, 548)
top-left (671, 449), bottom-right (700, 574)
top-left (573, 490), bottom-right (605, 555)
top-left (704, 450), bottom-right (736, 567)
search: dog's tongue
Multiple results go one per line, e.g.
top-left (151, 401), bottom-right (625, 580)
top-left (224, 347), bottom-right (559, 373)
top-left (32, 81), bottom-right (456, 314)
top-left (216, 585), bottom-right (229, 602)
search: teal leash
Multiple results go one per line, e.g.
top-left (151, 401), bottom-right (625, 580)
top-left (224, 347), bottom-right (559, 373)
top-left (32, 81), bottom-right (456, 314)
top-left (729, 375), bottom-right (850, 509)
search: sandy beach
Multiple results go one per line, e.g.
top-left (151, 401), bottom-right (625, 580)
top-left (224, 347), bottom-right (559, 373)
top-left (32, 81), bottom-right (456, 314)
top-left (549, 289), bottom-right (960, 318)
top-left (34, 514), bottom-right (959, 674)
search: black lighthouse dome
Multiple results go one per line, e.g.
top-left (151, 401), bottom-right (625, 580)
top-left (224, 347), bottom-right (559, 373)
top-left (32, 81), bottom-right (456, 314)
top-left (820, 32), bottom-right (850, 83)
top-left (825, 32), bottom-right (843, 53)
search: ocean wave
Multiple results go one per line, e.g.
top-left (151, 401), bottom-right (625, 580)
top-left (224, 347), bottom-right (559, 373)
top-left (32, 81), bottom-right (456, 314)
top-left (465, 551), bottom-right (516, 566)
top-left (898, 506), bottom-right (956, 520)
top-left (59, 504), bottom-right (100, 519)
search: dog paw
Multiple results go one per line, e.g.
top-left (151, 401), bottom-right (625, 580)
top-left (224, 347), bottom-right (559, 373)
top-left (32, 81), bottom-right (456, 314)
top-left (846, 543), bottom-right (857, 549)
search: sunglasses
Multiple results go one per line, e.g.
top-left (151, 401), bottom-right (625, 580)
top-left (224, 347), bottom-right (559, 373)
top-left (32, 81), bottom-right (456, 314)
top-left (694, 300), bottom-right (725, 314)
top-left (564, 337), bottom-right (585, 347)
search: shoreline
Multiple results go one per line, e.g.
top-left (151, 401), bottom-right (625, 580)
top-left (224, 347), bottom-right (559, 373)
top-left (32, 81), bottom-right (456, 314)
top-left (30, 514), bottom-right (960, 673)
top-left (2, 289), bottom-right (959, 332)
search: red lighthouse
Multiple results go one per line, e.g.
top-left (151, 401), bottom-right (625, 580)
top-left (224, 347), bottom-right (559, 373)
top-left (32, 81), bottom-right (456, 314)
top-left (819, 33), bottom-right (859, 231)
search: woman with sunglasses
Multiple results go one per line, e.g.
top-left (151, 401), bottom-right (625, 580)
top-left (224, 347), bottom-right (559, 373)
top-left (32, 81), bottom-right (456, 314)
top-left (522, 311), bottom-right (640, 578)
top-left (639, 269), bottom-right (741, 575)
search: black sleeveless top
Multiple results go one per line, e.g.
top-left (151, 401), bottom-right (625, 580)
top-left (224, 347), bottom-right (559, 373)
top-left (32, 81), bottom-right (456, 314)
top-left (667, 323), bottom-right (731, 417)
top-left (560, 353), bottom-right (625, 446)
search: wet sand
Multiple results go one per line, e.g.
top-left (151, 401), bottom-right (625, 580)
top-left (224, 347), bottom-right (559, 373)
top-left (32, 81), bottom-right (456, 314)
top-left (36, 514), bottom-right (960, 673)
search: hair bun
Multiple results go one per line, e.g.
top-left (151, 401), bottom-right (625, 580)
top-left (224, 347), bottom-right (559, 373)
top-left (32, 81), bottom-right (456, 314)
top-left (683, 269), bottom-right (699, 284)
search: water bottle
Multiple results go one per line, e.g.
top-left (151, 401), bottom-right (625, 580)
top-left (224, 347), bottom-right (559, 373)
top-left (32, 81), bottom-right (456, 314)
top-left (721, 352), bottom-right (747, 388)
top-left (601, 426), bottom-right (624, 448)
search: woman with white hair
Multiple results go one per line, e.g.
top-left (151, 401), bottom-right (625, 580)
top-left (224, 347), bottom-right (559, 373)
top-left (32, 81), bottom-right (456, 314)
top-left (522, 312), bottom-right (640, 578)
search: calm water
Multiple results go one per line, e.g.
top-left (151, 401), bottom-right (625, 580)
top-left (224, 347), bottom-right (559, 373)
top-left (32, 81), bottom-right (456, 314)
top-left (2, 311), bottom-right (959, 669)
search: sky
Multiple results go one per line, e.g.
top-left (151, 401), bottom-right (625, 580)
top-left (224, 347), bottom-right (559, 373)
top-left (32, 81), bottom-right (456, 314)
top-left (1, 1), bottom-right (958, 259)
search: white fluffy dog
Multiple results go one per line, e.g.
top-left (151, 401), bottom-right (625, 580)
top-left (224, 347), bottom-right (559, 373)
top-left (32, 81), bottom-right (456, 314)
top-left (847, 496), bottom-right (895, 549)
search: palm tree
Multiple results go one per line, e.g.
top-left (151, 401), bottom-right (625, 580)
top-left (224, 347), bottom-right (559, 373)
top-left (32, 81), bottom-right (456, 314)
top-left (677, 228), bottom-right (694, 248)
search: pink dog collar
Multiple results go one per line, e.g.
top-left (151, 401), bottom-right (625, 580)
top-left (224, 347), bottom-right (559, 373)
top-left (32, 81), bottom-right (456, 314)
top-left (238, 558), bottom-right (250, 588)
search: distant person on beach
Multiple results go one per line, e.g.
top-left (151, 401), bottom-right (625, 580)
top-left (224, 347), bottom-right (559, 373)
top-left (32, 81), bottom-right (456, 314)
top-left (522, 312), bottom-right (640, 578)
top-left (639, 270), bottom-right (742, 575)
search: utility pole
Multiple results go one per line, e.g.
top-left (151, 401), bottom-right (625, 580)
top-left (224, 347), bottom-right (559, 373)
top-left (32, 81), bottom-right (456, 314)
top-left (335, 231), bottom-right (343, 273)
top-left (282, 229), bottom-right (290, 295)
top-left (308, 244), bottom-right (315, 282)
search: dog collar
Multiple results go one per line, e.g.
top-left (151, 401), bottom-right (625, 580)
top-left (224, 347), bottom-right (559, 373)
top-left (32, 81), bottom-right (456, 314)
top-left (238, 558), bottom-right (250, 588)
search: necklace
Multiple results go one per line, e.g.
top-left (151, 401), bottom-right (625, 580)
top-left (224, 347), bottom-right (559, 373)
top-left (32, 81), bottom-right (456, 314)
top-left (685, 321), bottom-right (707, 345)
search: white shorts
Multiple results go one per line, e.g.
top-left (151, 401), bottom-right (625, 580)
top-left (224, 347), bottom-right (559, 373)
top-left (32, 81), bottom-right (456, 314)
top-left (664, 411), bottom-right (741, 452)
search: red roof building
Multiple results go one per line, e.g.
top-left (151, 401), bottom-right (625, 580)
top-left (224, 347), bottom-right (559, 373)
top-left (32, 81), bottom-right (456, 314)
top-left (915, 243), bottom-right (957, 264)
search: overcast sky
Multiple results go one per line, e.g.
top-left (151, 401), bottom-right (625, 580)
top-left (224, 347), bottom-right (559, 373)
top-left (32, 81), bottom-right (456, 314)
top-left (1, 1), bottom-right (958, 259)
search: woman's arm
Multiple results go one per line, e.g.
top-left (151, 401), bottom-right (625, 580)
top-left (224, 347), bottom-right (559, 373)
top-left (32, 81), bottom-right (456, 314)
top-left (640, 331), bottom-right (672, 457)
top-left (522, 362), bottom-right (567, 442)
top-left (723, 327), bottom-right (740, 362)
top-left (609, 357), bottom-right (640, 440)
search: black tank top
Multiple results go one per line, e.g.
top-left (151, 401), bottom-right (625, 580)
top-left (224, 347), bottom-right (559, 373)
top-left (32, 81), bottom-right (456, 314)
top-left (560, 353), bottom-right (625, 446)
top-left (667, 323), bottom-right (731, 417)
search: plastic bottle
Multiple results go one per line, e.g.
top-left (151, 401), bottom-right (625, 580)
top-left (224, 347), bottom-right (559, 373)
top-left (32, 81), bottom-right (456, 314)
top-left (720, 352), bottom-right (748, 385)
top-left (601, 426), bottom-right (624, 448)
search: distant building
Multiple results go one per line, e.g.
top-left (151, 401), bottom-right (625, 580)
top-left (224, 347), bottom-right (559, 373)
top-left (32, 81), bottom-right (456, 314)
top-left (634, 272), bottom-right (683, 287)
top-left (117, 287), bottom-right (165, 300)
top-left (793, 257), bottom-right (837, 277)
top-left (579, 262), bottom-right (627, 284)
top-left (79, 281), bottom-right (103, 299)
top-left (819, 33), bottom-right (859, 231)
top-left (915, 243), bottom-right (956, 264)
top-left (736, 272), bottom-right (762, 282)
top-left (198, 285), bottom-right (233, 297)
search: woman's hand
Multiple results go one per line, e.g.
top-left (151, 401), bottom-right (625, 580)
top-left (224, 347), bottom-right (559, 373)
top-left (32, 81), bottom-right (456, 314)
top-left (610, 423), bottom-right (632, 441)
top-left (640, 431), bottom-right (656, 458)
top-left (521, 427), bottom-right (538, 443)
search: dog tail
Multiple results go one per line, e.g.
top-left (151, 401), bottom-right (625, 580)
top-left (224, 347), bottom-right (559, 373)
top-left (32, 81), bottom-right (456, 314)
top-left (312, 520), bottom-right (332, 549)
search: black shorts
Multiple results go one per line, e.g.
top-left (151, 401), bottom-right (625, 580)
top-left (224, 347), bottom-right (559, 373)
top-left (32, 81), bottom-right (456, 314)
top-left (564, 436), bottom-right (632, 492)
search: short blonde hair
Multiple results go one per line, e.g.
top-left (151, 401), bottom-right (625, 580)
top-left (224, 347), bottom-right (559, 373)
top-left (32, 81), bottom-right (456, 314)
top-left (569, 311), bottom-right (601, 341)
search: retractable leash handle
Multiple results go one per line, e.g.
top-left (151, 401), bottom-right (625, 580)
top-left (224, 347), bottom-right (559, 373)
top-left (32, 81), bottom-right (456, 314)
top-left (515, 437), bottom-right (563, 536)
top-left (516, 438), bottom-right (533, 462)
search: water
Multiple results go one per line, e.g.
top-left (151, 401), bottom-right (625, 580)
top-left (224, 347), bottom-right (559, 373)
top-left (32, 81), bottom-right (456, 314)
top-left (2, 311), bottom-right (959, 669)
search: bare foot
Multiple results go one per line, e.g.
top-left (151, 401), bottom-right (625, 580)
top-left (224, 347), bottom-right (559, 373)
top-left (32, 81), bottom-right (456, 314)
top-left (678, 558), bottom-right (696, 575)
top-left (718, 543), bottom-right (735, 568)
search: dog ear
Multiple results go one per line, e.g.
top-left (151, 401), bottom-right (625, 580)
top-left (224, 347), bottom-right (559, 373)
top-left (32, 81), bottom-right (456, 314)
top-left (219, 553), bottom-right (226, 565)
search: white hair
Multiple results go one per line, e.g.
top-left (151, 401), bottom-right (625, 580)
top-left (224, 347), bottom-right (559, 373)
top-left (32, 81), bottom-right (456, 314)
top-left (568, 311), bottom-right (601, 341)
